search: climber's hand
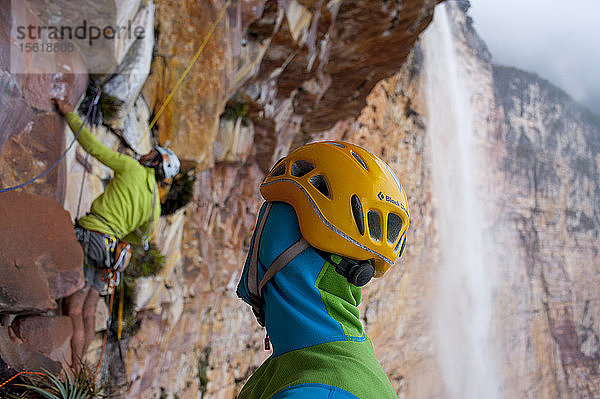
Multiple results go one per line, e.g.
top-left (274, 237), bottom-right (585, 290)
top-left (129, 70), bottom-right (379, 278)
top-left (52, 98), bottom-right (74, 116)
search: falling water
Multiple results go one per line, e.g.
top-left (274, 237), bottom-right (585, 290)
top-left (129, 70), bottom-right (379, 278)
top-left (423, 4), bottom-right (500, 399)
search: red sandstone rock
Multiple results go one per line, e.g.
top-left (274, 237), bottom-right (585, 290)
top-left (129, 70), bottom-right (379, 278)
top-left (0, 191), bottom-right (84, 315)
top-left (0, 0), bottom-right (86, 198)
top-left (0, 325), bottom-right (61, 375)
top-left (11, 316), bottom-right (73, 364)
top-left (0, 113), bottom-right (67, 201)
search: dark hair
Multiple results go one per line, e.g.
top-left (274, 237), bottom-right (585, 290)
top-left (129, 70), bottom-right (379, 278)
top-left (154, 163), bottom-right (166, 181)
top-left (160, 168), bottom-right (195, 215)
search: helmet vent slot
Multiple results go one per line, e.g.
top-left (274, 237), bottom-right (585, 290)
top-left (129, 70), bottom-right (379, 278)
top-left (328, 142), bottom-right (345, 148)
top-left (367, 210), bottom-right (382, 242)
top-left (291, 160), bottom-right (315, 177)
top-left (270, 162), bottom-right (286, 177)
top-left (309, 175), bottom-right (330, 198)
top-left (351, 195), bottom-right (365, 235)
top-left (386, 213), bottom-right (403, 244)
top-left (351, 151), bottom-right (368, 170)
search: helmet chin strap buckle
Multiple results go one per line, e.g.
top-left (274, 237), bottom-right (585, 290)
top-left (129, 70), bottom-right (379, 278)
top-left (326, 253), bottom-right (374, 287)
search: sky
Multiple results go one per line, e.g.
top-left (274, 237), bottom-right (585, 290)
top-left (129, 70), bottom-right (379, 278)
top-left (468, 0), bottom-right (600, 116)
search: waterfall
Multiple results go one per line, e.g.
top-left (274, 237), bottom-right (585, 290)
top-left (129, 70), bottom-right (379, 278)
top-left (423, 4), bottom-right (500, 398)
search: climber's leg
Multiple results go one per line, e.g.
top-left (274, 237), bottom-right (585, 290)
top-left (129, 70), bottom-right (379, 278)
top-left (65, 287), bottom-right (88, 370)
top-left (82, 287), bottom-right (100, 355)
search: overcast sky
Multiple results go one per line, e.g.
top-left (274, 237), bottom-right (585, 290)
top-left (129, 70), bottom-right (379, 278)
top-left (468, 0), bottom-right (600, 116)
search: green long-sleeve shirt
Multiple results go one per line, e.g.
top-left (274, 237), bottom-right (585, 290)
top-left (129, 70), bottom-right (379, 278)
top-left (66, 111), bottom-right (160, 245)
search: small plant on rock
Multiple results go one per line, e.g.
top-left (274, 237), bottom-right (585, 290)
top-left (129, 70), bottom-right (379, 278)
top-left (3, 367), bottom-right (103, 399)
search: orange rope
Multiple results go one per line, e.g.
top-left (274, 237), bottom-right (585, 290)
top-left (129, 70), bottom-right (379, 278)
top-left (0, 371), bottom-right (46, 389)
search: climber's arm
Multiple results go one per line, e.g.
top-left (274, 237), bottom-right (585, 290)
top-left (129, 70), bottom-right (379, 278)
top-left (64, 111), bottom-right (130, 173)
top-left (52, 97), bottom-right (130, 173)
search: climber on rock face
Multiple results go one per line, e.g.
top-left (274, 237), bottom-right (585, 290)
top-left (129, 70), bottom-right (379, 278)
top-left (236, 141), bottom-right (410, 398)
top-left (52, 97), bottom-right (181, 370)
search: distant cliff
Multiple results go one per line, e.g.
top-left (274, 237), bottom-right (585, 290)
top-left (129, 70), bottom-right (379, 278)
top-left (491, 64), bottom-right (600, 397)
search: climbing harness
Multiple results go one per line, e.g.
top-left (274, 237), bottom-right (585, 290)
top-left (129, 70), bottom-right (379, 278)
top-left (0, 89), bottom-right (101, 194)
top-left (76, 222), bottom-right (132, 272)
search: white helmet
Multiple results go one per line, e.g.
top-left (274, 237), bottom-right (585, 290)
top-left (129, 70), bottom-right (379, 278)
top-left (155, 146), bottom-right (180, 179)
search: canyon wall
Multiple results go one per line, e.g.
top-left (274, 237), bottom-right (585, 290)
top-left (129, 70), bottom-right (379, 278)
top-left (1, 0), bottom-right (441, 397)
top-left (1, 1), bottom-right (598, 398)
top-left (490, 63), bottom-right (600, 397)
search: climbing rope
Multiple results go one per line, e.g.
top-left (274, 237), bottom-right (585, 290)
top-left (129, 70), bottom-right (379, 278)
top-left (2, 0), bottom-right (231, 192)
top-left (117, 280), bottom-right (125, 341)
top-left (75, 93), bottom-right (100, 219)
top-left (0, 371), bottom-right (46, 390)
top-left (0, 89), bottom-right (100, 194)
top-left (93, 272), bottom-right (119, 385)
top-left (1, 0), bottom-right (232, 387)
top-left (75, 152), bottom-right (91, 219)
top-left (138, 0), bottom-right (232, 147)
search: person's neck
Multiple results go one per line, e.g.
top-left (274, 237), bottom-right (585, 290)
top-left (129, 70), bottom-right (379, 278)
top-left (263, 258), bottom-right (365, 356)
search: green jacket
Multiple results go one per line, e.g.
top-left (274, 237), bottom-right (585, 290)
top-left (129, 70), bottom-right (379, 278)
top-left (66, 111), bottom-right (160, 245)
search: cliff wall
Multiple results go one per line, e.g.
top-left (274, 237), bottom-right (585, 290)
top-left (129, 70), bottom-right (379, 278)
top-left (1, 1), bottom-right (598, 398)
top-left (491, 64), bottom-right (600, 397)
top-left (0, 0), bottom-right (441, 397)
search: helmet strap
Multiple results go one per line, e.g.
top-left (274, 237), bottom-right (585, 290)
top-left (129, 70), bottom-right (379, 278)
top-left (318, 251), bottom-right (374, 287)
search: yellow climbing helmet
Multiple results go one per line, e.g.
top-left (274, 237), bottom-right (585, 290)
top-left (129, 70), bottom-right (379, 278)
top-left (260, 141), bottom-right (409, 276)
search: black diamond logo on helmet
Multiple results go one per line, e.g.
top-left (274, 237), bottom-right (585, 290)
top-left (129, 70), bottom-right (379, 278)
top-left (377, 191), bottom-right (385, 201)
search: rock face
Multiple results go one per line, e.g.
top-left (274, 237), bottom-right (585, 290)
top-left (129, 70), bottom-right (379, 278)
top-left (144, 0), bottom-right (440, 167)
top-left (0, 191), bottom-right (83, 376)
top-left (0, 191), bottom-right (84, 314)
top-left (0, 0), bottom-right (153, 386)
top-left (491, 65), bottom-right (600, 398)
top-left (2, 0), bottom-right (598, 398)
top-left (374, 4), bottom-right (600, 398)
top-left (120, 1), bottom-right (441, 397)
top-left (0, 1), bottom-right (87, 201)
top-left (11, 316), bottom-right (73, 365)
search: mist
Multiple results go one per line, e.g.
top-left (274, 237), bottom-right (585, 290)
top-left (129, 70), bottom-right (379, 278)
top-left (469, 0), bottom-right (600, 116)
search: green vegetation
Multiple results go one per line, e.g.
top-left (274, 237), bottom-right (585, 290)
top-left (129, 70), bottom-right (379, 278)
top-left (3, 367), bottom-right (103, 399)
top-left (109, 243), bottom-right (165, 339)
top-left (221, 100), bottom-right (251, 127)
top-left (197, 347), bottom-right (212, 397)
top-left (128, 243), bottom-right (165, 278)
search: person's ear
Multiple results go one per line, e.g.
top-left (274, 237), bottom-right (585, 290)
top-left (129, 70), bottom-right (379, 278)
top-left (158, 179), bottom-right (172, 202)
